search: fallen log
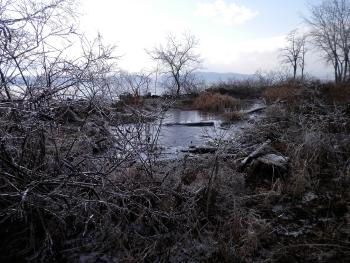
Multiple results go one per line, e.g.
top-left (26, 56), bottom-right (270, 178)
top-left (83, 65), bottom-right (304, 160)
top-left (181, 146), bottom-right (217, 154)
top-left (240, 139), bottom-right (272, 169)
top-left (242, 106), bottom-right (267, 114)
top-left (165, 121), bottom-right (215, 127)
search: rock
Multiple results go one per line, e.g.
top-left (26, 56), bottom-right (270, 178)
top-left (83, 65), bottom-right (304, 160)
top-left (240, 140), bottom-right (290, 185)
top-left (256, 154), bottom-right (289, 170)
top-left (239, 139), bottom-right (274, 170)
top-left (246, 153), bottom-right (289, 185)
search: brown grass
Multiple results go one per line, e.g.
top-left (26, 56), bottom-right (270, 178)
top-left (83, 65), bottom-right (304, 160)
top-left (239, 87), bottom-right (350, 261)
top-left (263, 83), bottom-right (303, 103)
top-left (192, 93), bottom-right (240, 112)
top-left (206, 79), bottom-right (267, 99)
top-left (222, 111), bottom-right (242, 122)
top-left (321, 83), bottom-right (350, 105)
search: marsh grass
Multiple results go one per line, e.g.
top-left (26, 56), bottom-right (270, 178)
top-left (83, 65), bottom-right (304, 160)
top-left (192, 92), bottom-right (240, 112)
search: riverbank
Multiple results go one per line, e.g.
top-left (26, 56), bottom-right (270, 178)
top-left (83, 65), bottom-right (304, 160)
top-left (0, 82), bottom-right (349, 262)
top-left (146, 83), bottom-right (350, 262)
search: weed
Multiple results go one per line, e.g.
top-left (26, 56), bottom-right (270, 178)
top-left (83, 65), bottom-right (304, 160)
top-left (193, 93), bottom-right (240, 112)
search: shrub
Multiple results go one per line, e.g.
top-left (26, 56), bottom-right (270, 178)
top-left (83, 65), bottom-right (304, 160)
top-left (192, 93), bottom-right (240, 112)
top-left (206, 79), bottom-right (266, 99)
top-left (321, 83), bottom-right (350, 105)
top-left (263, 82), bottom-right (303, 103)
top-left (222, 111), bottom-right (242, 122)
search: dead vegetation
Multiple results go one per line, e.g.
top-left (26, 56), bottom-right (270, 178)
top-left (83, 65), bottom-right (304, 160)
top-left (237, 83), bottom-right (350, 262)
top-left (262, 81), bottom-right (305, 104)
top-left (0, 80), bottom-right (349, 263)
top-left (222, 111), bottom-right (242, 122)
top-left (206, 79), bottom-right (267, 99)
top-left (192, 92), bottom-right (240, 113)
top-left (0, 95), bottom-right (260, 263)
top-left (1, 0), bottom-right (349, 262)
top-left (321, 82), bottom-right (350, 105)
top-left (1, 75), bottom-right (349, 263)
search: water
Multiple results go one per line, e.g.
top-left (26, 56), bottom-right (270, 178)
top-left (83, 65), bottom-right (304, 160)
top-left (112, 100), bottom-right (265, 159)
top-left (155, 99), bottom-right (266, 158)
top-left (157, 110), bottom-right (224, 156)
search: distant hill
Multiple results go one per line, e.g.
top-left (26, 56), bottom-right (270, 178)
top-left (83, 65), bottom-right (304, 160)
top-left (195, 71), bottom-right (254, 84)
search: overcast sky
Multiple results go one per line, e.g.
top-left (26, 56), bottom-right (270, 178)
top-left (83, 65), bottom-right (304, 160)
top-left (80, 0), bottom-right (332, 78)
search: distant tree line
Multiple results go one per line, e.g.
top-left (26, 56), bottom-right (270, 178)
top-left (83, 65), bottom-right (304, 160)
top-left (281, 0), bottom-right (350, 83)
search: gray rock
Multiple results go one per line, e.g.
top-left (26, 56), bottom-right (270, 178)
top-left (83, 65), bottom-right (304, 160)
top-left (256, 154), bottom-right (289, 171)
top-left (246, 153), bottom-right (289, 184)
top-left (241, 141), bottom-right (290, 186)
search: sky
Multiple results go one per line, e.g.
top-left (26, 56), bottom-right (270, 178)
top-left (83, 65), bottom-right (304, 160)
top-left (80, 0), bottom-right (332, 78)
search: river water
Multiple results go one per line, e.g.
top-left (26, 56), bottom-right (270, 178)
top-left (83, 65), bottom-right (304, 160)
top-left (155, 100), bottom-right (265, 158)
top-left (112, 100), bottom-right (265, 159)
top-left (157, 110), bottom-right (224, 156)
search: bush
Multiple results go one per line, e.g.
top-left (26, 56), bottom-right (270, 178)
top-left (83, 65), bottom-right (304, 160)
top-left (206, 79), bottom-right (266, 99)
top-left (263, 82), bottom-right (304, 103)
top-left (321, 83), bottom-right (350, 105)
top-left (192, 93), bottom-right (240, 112)
top-left (222, 111), bottom-right (242, 122)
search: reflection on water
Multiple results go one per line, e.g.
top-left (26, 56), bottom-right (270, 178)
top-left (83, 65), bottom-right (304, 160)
top-left (165, 110), bottom-right (218, 124)
top-left (112, 100), bottom-right (264, 159)
top-left (156, 110), bottom-right (224, 156)
top-left (156, 98), bottom-right (265, 157)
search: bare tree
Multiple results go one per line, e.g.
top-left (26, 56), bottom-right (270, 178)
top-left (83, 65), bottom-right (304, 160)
top-left (181, 71), bottom-right (205, 95)
top-left (0, 1), bottom-right (175, 261)
top-left (0, 0), bottom-right (78, 102)
top-left (120, 71), bottom-right (152, 97)
top-left (280, 29), bottom-right (307, 80)
top-left (147, 32), bottom-right (202, 96)
top-left (74, 34), bottom-right (119, 104)
top-left (0, 0), bottom-right (123, 108)
top-left (299, 37), bottom-right (307, 80)
top-left (305, 0), bottom-right (350, 83)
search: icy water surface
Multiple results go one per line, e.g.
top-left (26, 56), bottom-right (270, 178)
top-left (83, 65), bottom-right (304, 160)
top-left (112, 100), bottom-right (265, 159)
top-left (157, 110), bottom-right (224, 155)
top-left (156, 100), bottom-right (266, 158)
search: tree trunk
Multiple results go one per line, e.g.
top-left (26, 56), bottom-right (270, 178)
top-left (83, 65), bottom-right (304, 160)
top-left (293, 64), bottom-right (297, 79)
top-left (334, 58), bottom-right (339, 83)
top-left (301, 66), bottom-right (304, 80)
top-left (348, 60), bottom-right (350, 82)
top-left (344, 52), bottom-right (349, 82)
top-left (175, 73), bottom-right (181, 96)
top-left (0, 68), bottom-right (12, 101)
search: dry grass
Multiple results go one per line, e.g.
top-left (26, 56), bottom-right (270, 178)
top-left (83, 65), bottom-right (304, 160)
top-left (238, 84), bottom-right (350, 261)
top-left (192, 92), bottom-right (240, 112)
top-left (206, 79), bottom-right (267, 99)
top-left (222, 111), bottom-right (242, 122)
top-left (0, 100), bottom-right (252, 262)
top-left (1, 81), bottom-right (350, 262)
top-left (321, 83), bottom-right (350, 105)
top-left (0, 101), bottom-right (177, 262)
top-left (263, 82), bottom-right (304, 104)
